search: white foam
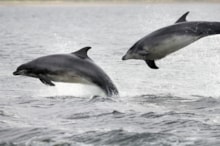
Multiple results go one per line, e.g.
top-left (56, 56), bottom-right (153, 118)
top-left (37, 83), bottom-right (105, 97)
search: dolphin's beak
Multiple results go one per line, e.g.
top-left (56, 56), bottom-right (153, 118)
top-left (13, 70), bottom-right (26, 76)
top-left (122, 55), bottom-right (127, 60)
top-left (13, 70), bottom-right (20, 75)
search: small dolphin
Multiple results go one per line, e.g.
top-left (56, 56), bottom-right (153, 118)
top-left (122, 11), bottom-right (220, 69)
top-left (13, 47), bottom-right (119, 97)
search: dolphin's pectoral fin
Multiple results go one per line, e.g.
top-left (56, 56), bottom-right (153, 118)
top-left (175, 11), bottom-right (190, 23)
top-left (145, 60), bottom-right (159, 69)
top-left (38, 74), bottom-right (55, 86)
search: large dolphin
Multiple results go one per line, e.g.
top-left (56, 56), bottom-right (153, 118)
top-left (13, 47), bottom-right (119, 97)
top-left (122, 12), bottom-right (220, 69)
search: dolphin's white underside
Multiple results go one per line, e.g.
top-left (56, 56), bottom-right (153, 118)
top-left (47, 73), bottom-right (93, 85)
top-left (145, 35), bottom-right (200, 60)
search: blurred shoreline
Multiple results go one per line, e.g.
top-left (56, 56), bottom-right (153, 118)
top-left (0, 0), bottom-right (220, 6)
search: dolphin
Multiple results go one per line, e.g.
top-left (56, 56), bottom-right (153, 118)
top-left (13, 47), bottom-right (119, 97)
top-left (122, 11), bottom-right (220, 69)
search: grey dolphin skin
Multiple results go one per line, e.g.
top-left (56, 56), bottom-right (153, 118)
top-left (122, 11), bottom-right (220, 69)
top-left (13, 47), bottom-right (119, 97)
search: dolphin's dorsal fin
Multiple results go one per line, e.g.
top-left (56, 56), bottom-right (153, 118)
top-left (175, 11), bottom-right (190, 23)
top-left (72, 46), bottom-right (91, 59)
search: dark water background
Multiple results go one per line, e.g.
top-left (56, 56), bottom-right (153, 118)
top-left (0, 3), bottom-right (220, 146)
